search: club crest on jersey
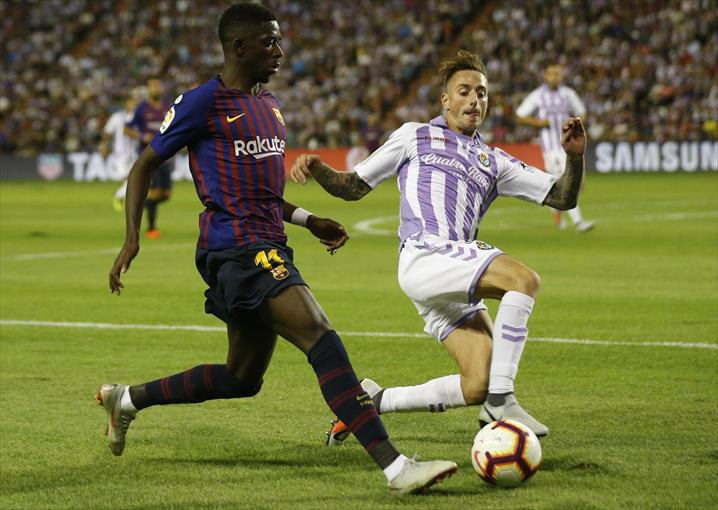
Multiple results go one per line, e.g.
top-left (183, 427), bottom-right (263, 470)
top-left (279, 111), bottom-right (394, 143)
top-left (272, 107), bottom-right (285, 126)
top-left (159, 106), bottom-right (175, 134)
top-left (271, 265), bottom-right (289, 280)
top-left (478, 151), bottom-right (490, 168)
top-left (475, 240), bottom-right (495, 250)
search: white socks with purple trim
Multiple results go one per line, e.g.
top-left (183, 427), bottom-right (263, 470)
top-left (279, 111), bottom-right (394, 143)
top-left (488, 291), bottom-right (535, 395)
top-left (379, 374), bottom-right (466, 413)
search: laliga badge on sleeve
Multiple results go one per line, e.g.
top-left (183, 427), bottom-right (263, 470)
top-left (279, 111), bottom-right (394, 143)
top-left (159, 106), bottom-right (175, 134)
top-left (272, 107), bottom-right (285, 126)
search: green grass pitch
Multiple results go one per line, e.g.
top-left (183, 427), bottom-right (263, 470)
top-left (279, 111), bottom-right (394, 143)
top-left (1, 172), bottom-right (716, 509)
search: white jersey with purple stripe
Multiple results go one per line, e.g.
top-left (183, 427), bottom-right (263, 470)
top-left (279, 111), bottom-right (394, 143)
top-left (516, 84), bottom-right (586, 154)
top-left (354, 115), bottom-right (557, 249)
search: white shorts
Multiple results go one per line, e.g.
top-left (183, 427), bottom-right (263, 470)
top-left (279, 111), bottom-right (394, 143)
top-left (398, 233), bottom-right (503, 342)
top-left (542, 150), bottom-right (566, 178)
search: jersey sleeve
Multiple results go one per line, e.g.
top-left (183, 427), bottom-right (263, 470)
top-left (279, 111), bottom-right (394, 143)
top-left (515, 91), bottom-right (538, 117)
top-left (495, 149), bottom-right (557, 204)
top-left (354, 123), bottom-right (416, 188)
top-left (150, 86), bottom-right (214, 160)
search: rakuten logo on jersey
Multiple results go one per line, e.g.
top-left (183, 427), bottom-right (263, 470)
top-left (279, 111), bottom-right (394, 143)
top-left (234, 136), bottom-right (285, 159)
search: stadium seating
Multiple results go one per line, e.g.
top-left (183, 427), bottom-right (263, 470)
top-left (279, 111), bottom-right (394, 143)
top-left (1, 0), bottom-right (715, 156)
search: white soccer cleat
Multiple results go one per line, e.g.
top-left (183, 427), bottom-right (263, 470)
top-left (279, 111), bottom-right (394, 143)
top-left (480, 394), bottom-right (550, 438)
top-left (387, 457), bottom-right (458, 494)
top-left (96, 383), bottom-right (135, 456)
top-left (576, 219), bottom-right (596, 233)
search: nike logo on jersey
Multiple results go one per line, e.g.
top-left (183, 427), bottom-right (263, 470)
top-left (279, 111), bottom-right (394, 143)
top-left (226, 113), bottom-right (246, 122)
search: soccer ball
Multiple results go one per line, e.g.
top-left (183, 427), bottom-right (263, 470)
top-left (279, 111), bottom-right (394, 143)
top-left (471, 419), bottom-right (542, 487)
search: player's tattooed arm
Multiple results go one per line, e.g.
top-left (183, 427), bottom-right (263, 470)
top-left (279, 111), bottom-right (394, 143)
top-left (289, 154), bottom-right (371, 201)
top-left (311, 163), bottom-right (371, 201)
top-left (544, 157), bottom-right (583, 210)
top-left (543, 117), bottom-right (586, 210)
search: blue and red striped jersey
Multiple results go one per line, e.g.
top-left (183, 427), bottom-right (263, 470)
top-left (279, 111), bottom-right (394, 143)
top-left (129, 100), bottom-right (167, 153)
top-left (150, 77), bottom-right (287, 250)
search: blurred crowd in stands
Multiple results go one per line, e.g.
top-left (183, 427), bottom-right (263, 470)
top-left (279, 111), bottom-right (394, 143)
top-left (1, 0), bottom-right (716, 156)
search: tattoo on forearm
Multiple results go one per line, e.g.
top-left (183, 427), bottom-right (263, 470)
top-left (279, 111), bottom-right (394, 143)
top-left (545, 157), bottom-right (583, 210)
top-left (312, 164), bottom-right (371, 201)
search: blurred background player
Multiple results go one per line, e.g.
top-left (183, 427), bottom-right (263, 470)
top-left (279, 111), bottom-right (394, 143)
top-left (516, 64), bottom-right (595, 232)
top-left (291, 50), bottom-right (588, 442)
top-left (125, 77), bottom-right (173, 239)
top-left (100, 2), bottom-right (456, 494)
top-left (99, 94), bottom-right (138, 211)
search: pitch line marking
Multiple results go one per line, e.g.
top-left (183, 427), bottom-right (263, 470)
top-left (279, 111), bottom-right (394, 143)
top-left (1, 319), bottom-right (715, 350)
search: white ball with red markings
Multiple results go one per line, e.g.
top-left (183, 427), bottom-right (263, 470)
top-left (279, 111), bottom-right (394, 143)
top-left (471, 419), bottom-right (542, 487)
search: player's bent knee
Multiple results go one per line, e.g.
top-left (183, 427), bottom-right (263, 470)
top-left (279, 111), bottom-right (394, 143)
top-left (221, 369), bottom-right (263, 397)
top-left (515, 268), bottom-right (541, 297)
top-left (225, 378), bottom-right (262, 398)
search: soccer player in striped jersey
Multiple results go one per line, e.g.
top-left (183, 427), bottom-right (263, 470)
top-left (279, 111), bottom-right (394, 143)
top-left (291, 50), bottom-right (588, 441)
top-left (125, 77), bottom-right (174, 238)
top-left (516, 64), bottom-right (595, 232)
top-left (99, 2), bottom-right (456, 494)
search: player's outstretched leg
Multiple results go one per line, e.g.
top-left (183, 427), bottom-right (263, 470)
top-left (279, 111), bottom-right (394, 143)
top-left (96, 384), bottom-right (136, 456)
top-left (306, 331), bottom-right (457, 492)
top-left (269, 285), bottom-right (457, 493)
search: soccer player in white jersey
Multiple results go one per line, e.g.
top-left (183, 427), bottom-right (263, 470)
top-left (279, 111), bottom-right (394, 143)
top-left (99, 95), bottom-right (138, 211)
top-left (290, 50), bottom-right (588, 441)
top-left (516, 64), bottom-right (594, 232)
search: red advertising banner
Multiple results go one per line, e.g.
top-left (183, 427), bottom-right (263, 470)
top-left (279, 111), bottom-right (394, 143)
top-left (494, 143), bottom-right (544, 169)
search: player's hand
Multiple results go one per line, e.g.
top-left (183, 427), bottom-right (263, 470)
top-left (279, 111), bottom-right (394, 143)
top-left (109, 242), bottom-right (139, 295)
top-left (306, 216), bottom-right (349, 255)
top-left (289, 154), bottom-right (321, 185)
top-left (561, 117), bottom-right (586, 159)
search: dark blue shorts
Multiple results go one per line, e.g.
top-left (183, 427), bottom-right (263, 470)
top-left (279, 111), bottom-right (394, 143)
top-left (195, 241), bottom-right (307, 323)
top-left (150, 162), bottom-right (173, 190)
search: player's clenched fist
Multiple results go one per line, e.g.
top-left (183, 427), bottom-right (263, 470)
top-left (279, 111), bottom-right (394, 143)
top-left (561, 117), bottom-right (586, 159)
top-left (289, 154), bottom-right (321, 184)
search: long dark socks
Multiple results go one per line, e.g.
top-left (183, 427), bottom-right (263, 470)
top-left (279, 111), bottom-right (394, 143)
top-left (129, 364), bottom-right (260, 410)
top-left (307, 331), bottom-right (400, 469)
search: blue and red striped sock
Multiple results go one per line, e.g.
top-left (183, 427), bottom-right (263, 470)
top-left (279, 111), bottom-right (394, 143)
top-left (129, 364), bottom-right (260, 410)
top-left (308, 331), bottom-right (399, 467)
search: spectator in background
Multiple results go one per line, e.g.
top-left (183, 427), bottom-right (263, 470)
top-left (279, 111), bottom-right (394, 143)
top-left (1, 0), bottom-right (715, 156)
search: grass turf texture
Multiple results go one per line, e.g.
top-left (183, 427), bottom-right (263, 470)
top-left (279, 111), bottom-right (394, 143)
top-left (1, 173), bottom-right (716, 509)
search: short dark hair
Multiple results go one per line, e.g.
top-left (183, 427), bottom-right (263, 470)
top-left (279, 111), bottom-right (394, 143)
top-left (218, 2), bottom-right (277, 43)
top-left (438, 50), bottom-right (487, 89)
